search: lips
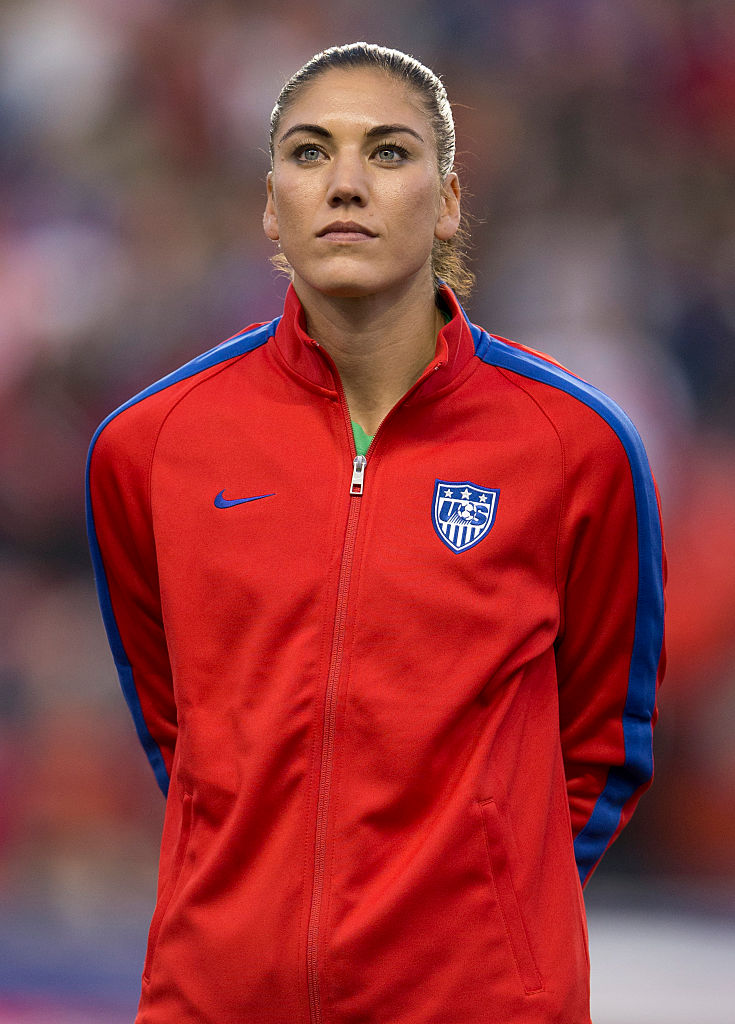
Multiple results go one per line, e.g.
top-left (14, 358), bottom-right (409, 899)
top-left (318, 220), bottom-right (377, 239)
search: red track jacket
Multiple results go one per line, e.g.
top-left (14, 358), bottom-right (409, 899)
top-left (86, 282), bottom-right (666, 1024)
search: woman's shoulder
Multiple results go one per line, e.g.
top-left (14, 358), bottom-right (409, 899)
top-left (88, 318), bottom-right (277, 459)
top-left (472, 325), bottom-right (653, 479)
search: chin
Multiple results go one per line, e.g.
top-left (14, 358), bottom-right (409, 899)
top-left (298, 261), bottom-right (427, 301)
top-left (297, 267), bottom-right (389, 299)
top-left (319, 280), bottom-right (382, 298)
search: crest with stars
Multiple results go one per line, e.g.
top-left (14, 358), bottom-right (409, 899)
top-left (431, 480), bottom-right (500, 553)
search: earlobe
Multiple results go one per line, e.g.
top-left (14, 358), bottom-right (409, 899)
top-left (263, 171), bottom-right (280, 242)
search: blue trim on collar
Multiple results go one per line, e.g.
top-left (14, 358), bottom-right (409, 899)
top-left (85, 318), bottom-right (278, 795)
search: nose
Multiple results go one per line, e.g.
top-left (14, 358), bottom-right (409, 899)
top-left (325, 149), bottom-right (368, 207)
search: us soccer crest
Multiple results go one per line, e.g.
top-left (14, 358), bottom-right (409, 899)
top-left (432, 480), bottom-right (499, 553)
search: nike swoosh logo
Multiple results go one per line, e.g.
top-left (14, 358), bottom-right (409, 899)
top-left (214, 490), bottom-right (276, 509)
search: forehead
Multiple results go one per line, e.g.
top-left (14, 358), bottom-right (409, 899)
top-left (278, 67), bottom-right (430, 137)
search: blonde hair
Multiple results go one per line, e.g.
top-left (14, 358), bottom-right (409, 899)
top-left (268, 42), bottom-right (475, 300)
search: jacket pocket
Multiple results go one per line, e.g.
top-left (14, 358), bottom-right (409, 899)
top-left (143, 791), bottom-right (194, 982)
top-left (478, 797), bottom-right (543, 994)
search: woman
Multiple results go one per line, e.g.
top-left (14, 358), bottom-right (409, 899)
top-left (87, 42), bottom-right (666, 1024)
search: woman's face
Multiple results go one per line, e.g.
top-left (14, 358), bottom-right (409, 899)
top-left (264, 67), bottom-right (460, 300)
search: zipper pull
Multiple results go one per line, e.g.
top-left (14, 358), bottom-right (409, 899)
top-left (350, 455), bottom-right (367, 495)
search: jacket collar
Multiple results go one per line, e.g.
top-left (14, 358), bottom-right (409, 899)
top-left (271, 282), bottom-right (477, 401)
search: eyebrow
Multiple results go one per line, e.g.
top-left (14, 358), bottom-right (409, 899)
top-left (278, 122), bottom-right (425, 145)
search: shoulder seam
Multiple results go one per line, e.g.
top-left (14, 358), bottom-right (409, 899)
top-left (493, 364), bottom-right (567, 622)
top-left (472, 329), bottom-right (642, 448)
top-left (89, 318), bottom-right (276, 457)
top-left (145, 351), bottom-right (256, 517)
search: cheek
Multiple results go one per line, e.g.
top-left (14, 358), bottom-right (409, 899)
top-left (390, 175), bottom-right (441, 223)
top-left (273, 174), bottom-right (317, 233)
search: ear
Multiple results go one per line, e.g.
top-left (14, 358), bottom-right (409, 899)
top-left (434, 172), bottom-right (461, 242)
top-left (263, 171), bottom-right (280, 241)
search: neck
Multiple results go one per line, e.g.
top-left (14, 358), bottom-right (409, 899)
top-left (292, 271), bottom-right (443, 436)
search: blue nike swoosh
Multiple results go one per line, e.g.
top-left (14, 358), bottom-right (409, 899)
top-left (214, 490), bottom-right (276, 509)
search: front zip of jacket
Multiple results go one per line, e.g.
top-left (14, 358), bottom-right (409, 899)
top-left (309, 451), bottom-right (362, 1024)
top-left (86, 281), bottom-right (665, 1024)
top-left (306, 346), bottom-right (445, 1024)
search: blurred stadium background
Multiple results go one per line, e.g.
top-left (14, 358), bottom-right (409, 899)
top-left (0, 1), bottom-right (733, 1021)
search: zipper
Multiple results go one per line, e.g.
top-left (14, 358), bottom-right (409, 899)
top-left (306, 344), bottom-right (445, 1024)
top-left (307, 441), bottom-right (364, 1024)
top-left (350, 455), bottom-right (366, 495)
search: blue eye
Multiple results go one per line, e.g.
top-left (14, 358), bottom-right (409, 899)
top-left (375, 143), bottom-right (409, 162)
top-left (294, 144), bottom-right (323, 162)
top-left (291, 141), bottom-right (409, 163)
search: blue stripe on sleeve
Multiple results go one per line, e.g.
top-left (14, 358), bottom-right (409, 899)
top-left (468, 322), bottom-right (664, 885)
top-left (85, 318), bottom-right (279, 795)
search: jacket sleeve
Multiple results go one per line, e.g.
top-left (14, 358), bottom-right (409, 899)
top-left (554, 407), bottom-right (666, 887)
top-left (86, 411), bottom-right (176, 796)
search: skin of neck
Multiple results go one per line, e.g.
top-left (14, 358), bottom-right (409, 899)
top-left (292, 263), bottom-right (444, 436)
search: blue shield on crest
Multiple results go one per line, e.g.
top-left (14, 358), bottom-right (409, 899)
top-left (432, 480), bottom-right (499, 553)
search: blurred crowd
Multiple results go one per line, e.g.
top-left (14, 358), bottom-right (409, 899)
top-left (0, 0), bottom-right (734, 959)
